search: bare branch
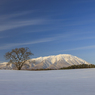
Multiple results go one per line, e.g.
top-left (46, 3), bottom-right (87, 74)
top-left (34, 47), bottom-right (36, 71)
top-left (4, 47), bottom-right (33, 70)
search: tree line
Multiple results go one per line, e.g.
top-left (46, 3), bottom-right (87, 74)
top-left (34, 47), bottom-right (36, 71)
top-left (60, 64), bottom-right (95, 69)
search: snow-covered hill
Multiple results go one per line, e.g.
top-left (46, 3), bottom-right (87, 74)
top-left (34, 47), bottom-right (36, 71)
top-left (0, 54), bottom-right (90, 69)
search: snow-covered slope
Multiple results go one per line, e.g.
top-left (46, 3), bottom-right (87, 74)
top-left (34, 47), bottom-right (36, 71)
top-left (29, 54), bottom-right (90, 69)
top-left (0, 54), bottom-right (90, 69)
top-left (0, 62), bottom-right (14, 69)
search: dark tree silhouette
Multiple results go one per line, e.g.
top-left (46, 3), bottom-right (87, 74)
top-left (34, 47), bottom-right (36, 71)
top-left (5, 47), bottom-right (33, 70)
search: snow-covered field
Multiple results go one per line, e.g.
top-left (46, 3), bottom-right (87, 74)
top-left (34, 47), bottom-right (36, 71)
top-left (0, 69), bottom-right (95, 95)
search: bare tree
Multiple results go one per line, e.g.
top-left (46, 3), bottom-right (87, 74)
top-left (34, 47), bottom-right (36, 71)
top-left (4, 47), bottom-right (33, 70)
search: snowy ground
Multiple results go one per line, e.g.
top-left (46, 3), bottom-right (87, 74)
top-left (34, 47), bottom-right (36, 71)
top-left (0, 69), bottom-right (95, 95)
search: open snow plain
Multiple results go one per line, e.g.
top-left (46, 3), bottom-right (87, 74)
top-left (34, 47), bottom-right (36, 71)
top-left (0, 69), bottom-right (95, 95)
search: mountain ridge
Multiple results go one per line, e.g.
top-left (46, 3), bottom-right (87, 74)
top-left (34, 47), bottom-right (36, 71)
top-left (29, 54), bottom-right (90, 69)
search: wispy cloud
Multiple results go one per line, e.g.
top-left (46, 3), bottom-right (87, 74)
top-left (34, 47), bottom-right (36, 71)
top-left (0, 10), bottom-right (48, 32)
top-left (0, 37), bottom-right (55, 50)
top-left (0, 18), bottom-right (47, 32)
top-left (65, 36), bottom-right (95, 42)
top-left (59, 45), bottom-right (95, 52)
top-left (50, 32), bottom-right (95, 42)
top-left (63, 19), bottom-right (95, 27)
top-left (0, 32), bottom-right (93, 50)
top-left (0, 11), bottom-right (34, 21)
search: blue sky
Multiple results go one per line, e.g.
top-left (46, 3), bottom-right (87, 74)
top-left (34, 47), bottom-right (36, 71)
top-left (0, 0), bottom-right (95, 64)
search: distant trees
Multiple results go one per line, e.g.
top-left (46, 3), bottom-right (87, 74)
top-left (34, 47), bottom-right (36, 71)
top-left (61, 64), bottom-right (95, 69)
top-left (4, 47), bottom-right (33, 70)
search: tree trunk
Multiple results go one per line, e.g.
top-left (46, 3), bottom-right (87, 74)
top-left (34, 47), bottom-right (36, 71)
top-left (18, 67), bottom-right (21, 70)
